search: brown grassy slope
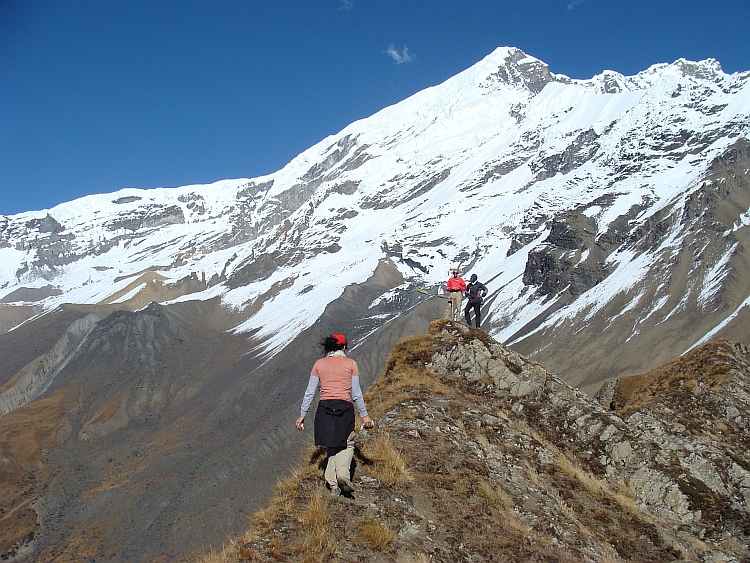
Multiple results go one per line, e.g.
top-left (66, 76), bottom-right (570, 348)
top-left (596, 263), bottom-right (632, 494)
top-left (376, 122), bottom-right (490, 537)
top-left (199, 322), bottom-right (750, 563)
top-left (0, 386), bottom-right (72, 559)
top-left (605, 339), bottom-right (739, 415)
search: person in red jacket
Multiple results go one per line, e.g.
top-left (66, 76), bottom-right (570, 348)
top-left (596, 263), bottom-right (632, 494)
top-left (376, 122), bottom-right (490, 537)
top-left (444, 268), bottom-right (467, 321)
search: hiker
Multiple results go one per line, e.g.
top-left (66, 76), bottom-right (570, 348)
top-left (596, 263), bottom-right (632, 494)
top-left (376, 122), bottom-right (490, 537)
top-left (464, 274), bottom-right (488, 328)
top-left (444, 268), bottom-right (467, 321)
top-left (296, 333), bottom-right (375, 497)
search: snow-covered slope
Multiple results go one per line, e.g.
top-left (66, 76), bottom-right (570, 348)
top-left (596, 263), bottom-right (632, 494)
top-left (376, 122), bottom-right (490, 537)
top-left (2, 47), bottom-right (750, 389)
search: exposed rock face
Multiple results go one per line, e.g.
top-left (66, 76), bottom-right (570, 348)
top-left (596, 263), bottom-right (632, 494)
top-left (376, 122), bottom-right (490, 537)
top-left (522, 210), bottom-right (611, 297)
top-left (513, 137), bottom-right (750, 393)
top-left (0, 303), bottom-right (294, 562)
top-left (0, 285), bottom-right (63, 303)
top-left (426, 326), bottom-right (750, 541)
top-left (0, 313), bottom-right (99, 415)
top-left (1, 49), bottom-right (749, 398)
top-left (234, 322), bottom-right (749, 562)
top-left (480, 46), bottom-right (557, 94)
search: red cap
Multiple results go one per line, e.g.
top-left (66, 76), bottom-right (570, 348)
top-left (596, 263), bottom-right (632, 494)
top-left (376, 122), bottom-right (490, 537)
top-left (331, 333), bottom-right (347, 346)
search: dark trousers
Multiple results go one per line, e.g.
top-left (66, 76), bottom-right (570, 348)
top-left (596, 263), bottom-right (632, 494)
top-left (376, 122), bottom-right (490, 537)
top-left (465, 301), bottom-right (481, 328)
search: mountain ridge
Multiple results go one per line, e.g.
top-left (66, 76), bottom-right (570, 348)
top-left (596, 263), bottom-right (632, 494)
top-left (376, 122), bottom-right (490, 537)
top-left (205, 321), bottom-right (750, 563)
top-left (1, 48), bottom-right (748, 383)
top-left (1, 46), bottom-right (750, 560)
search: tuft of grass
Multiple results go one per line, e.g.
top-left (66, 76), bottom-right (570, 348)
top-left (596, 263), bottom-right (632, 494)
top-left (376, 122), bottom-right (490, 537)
top-left (475, 477), bottom-right (531, 536)
top-left (300, 490), bottom-right (328, 529)
top-left (357, 519), bottom-right (394, 551)
top-left (361, 435), bottom-right (413, 487)
top-left (200, 543), bottom-right (237, 563)
top-left (367, 390), bottom-right (412, 421)
top-left (720, 536), bottom-right (744, 556)
top-left (714, 421), bottom-right (729, 433)
top-left (367, 364), bottom-right (445, 420)
top-left (291, 491), bottom-right (335, 561)
top-left (477, 478), bottom-right (496, 504)
top-left (240, 465), bottom-right (312, 544)
top-left (616, 480), bottom-right (635, 499)
top-left (225, 462), bottom-right (323, 562)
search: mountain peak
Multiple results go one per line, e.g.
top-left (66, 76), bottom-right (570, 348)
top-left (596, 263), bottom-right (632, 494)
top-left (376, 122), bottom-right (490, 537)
top-left (673, 57), bottom-right (724, 78)
top-left (468, 46), bottom-right (555, 94)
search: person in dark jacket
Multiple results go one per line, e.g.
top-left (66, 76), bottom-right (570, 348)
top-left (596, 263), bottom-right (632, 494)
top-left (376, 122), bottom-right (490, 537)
top-left (296, 333), bottom-right (374, 496)
top-left (464, 274), bottom-right (488, 328)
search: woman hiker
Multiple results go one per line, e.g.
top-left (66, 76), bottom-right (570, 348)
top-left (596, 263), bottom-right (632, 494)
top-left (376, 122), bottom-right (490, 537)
top-left (296, 333), bottom-right (375, 496)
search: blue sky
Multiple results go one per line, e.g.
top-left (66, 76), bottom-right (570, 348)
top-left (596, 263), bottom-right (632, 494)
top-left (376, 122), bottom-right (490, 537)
top-left (2, 0), bottom-right (749, 216)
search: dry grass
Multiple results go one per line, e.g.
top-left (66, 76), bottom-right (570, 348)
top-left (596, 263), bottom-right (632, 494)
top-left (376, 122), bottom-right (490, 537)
top-left (616, 480), bottom-right (635, 499)
top-left (511, 416), bottom-right (688, 554)
top-left (612, 340), bottom-right (737, 414)
top-left (291, 492), bottom-right (334, 560)
top-left (477, 478), bottom-right (496, 504)
top-left (0, 386), bottom-right (71, 556)
top-left (475, 477), bottom-right (530, 535)
top-left (524, 462), bottom-right (589, 536)
top-left (199, 541), bottom-right (241, 563)
top-left (198, 323), bottom-right (746, 563)
top-left (550, 437), bottom-right (659, 526)
top-left (367, 364), bottom-right (445, 420)
top-left (366, 390), bottom-right (413, 421)
top-left (236, 463), bottom-right (319, 548)
top-left (541, 437), bottom-right (693, 558)
top-left (80, 391), bottom-right (125, 429)
top-left (234, 488), bottom-right (337, 562)
top-left (361, 435), bottom-right (412, 487)
top-left (720, 536), bottom-right (745, 556)
top-left (357, 520), bottom-right (394, 550)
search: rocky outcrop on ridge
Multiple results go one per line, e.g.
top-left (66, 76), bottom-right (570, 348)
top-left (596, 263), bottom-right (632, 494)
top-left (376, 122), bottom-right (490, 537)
top-left (227, 321), bottom-right (749, 562)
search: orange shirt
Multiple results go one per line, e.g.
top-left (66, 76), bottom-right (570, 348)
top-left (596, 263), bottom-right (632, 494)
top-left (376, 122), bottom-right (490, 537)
top-left (311, 355), bottom-right (359, 402)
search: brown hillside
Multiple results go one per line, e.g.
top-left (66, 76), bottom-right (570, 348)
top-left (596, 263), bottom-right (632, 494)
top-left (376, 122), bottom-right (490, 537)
top-left (601, 340), bottom-right (741, 415)
top-left (0, 386), bottom-right (72, 560)
top-left (199, 321), bottom-right (750, 563)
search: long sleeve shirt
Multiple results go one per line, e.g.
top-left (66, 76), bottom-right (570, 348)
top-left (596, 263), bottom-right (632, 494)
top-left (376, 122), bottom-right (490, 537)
top-left (299, 352), bottom-right (368, 418)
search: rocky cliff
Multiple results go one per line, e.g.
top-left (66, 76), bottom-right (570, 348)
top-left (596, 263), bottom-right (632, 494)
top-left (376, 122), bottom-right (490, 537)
top-left (222, 321), bottom-right (749, 562)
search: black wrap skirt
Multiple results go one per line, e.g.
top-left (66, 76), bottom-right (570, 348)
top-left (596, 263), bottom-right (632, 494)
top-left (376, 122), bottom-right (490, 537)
top-left (314, 399), bottom-right (354, 448)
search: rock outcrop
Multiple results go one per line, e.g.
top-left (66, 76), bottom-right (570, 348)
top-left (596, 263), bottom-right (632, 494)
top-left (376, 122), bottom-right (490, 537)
top-left (0, 313), bottom-right (99, 415)
top-left (230, 321), bottom-right (749, 562)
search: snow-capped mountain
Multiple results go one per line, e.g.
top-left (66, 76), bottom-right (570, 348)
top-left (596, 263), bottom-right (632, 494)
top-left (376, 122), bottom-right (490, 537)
top-left (2, 46), bottom-right (750, 391)
top-left (2, 46), bottom-right (750, 561)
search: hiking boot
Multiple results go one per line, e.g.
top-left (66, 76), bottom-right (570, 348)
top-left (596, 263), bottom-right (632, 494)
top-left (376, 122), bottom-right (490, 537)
top-left (330, 486), bottom-right (341, 497)
top-left (337, 477), bottom-right (354, 495)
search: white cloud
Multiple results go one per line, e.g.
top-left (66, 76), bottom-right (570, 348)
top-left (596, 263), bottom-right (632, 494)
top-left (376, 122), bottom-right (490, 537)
top-left (339, 0), bottom-right (353, 10)
top-left (385, 44), bottom-right (415, 65)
